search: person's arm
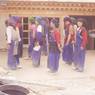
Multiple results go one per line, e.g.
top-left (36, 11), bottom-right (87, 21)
top-left (16, 27), bottom-right (21, 42)
top-left (81, 27), bottom-right (87, 49)
top-left (55, 31), bottom-right (62, 52)
top-left (32, 25), bottom-right (36, 39)
top-left (6, 27), bottom-right (12, 44)
top-left (66, 25), bottom-right (73, 45)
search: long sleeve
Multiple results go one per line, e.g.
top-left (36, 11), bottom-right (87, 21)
top-left (66, 25), bottom-right (73, 44)
top-left (17, 27), bottom-right (21, 42)
top-left (6, 26), bottom-right (12, 44)
top-left (54, 31), bottom-right (61, 45)
top-left (12, 27), bottom-right (21, 42)
top-left (81, 27), bottom-right (88, 48)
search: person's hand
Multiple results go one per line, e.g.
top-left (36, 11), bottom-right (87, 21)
top-left (80, 46), bottom-right (84, 50)
top-left (58, 44), bottom-right (62, 53)
top-left (7, 44), bottom-right (11, 49)
top-left (58, 47), bottom-right (62, 53)
top-left (72, 41), bottom-right (75, 44)
top-left (65, 42), bottom-right (69, 46)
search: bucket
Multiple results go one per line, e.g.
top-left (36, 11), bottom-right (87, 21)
top-left (0, 85), bottom-right (29, 95)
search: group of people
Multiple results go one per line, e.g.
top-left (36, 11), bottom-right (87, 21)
top-left (62, 16), bottom-right (87, 72)
top-left (5, 15), bottom-right (88, 73)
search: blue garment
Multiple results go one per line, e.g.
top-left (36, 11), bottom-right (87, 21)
top-left (62, 30), bottom-right (73, 64)
top-left (73, 30), bottom-right (86, 70)
top-left (14, 55), bottom-right (19, 65)
top-left (36, 32), bottom-right (43, 46)
top-left (18, 41), bottom-right (23, 57)
top-left (31, 48), bottom-right (41, 67)
top-left (18, 26), bottom-right (23, 57)
top-left (62, 44), bottom-right (73, 63)
top-left (47, 32), bottom-right (60, 72)
top-left (48, 51), bottom-right (60, 72)
top-left (42, 25), bottom-right (49, 55)
top-left (8, 41), bottom-right (19, 69)
top-left (28, 31), bottom-right (35, 57)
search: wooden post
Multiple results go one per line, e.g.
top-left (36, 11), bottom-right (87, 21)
top-left (59, 16), bottom-right (64, 46)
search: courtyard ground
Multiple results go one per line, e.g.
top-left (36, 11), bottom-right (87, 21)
top-left (0, 49), bottom-right (95, 95)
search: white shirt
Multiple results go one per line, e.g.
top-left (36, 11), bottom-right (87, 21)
top-left (6, 26), bottom-right (21, 44)
top-left (33, 46), bottom-right (41, 51)
top-left (37, 25), bottom-right (42, 33)
top-left (6, 26), bottom-right (13, 44)
top-left (13, 27), bottom-right (21, 42)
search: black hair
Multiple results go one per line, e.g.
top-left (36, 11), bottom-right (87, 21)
top-left (64, 17), bottom-right (72, 23)
top-left (77, 18), bottom-right (86, 27)
top-left (51, 19), bottom-right (59, 28)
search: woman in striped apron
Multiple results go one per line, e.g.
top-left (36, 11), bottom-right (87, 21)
top-left (48, 19), bottom-right (61, 73)
top-left (73, 18), bottom-right (87, 72)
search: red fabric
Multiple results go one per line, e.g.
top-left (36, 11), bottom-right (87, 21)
top-left (54, 31), bottom-right (61, 45)
top-left (81, 27), bottom-right (88, 48)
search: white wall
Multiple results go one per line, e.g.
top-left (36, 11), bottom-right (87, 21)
top-left (0, 15), bottom-right (8, 49)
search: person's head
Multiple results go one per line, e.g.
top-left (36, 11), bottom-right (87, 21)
top-left (35, 16), bottom-right (42, 25)
top-left (34, 39), bottom-right (39, 46)
top-left (64, 16), bottom-right (72, 26)
top-left (44, 17), bottom-right (49, 26)
top-left (71, 17), bottom-right (77, 25)
top-left (77, 18), bottom-right (85, 27)
top-left (50, 19), bottom-right (59, 29)
top-left (31, 20), bottom-right (35, 24)
top-left (29, 17), bottom-right (35, 24)
top-left (5, 19), bottom-right (14, 27)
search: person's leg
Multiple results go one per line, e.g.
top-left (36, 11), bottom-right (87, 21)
top-left (62, 45), bottom-right (68, 63)
top-left (73, 46), bottom-right (79, 70)
top-left (18, 41), bottom-right (23, 58)
top-left (7, 42), bottom-right (17, 70)
top-left (54, 52), bottom-right (60, 72)
top-left (67, 44), bottom-right (73, 65)
top-left (48, 52), bottom-right (56, 72)
top-left (32, 50), bottom-right (41, 67)
top-left (78, 50), bottom-right (85, 72)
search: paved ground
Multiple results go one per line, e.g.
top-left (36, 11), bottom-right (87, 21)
top-left (0, 49), bottom-right (95, 95)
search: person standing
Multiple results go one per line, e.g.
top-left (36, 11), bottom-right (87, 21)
top-left (36, 17), bottom-right (43, 46)
top-left (31, 40), bottom-right (41, 67)
top-left (62, 17), bottom-right (75, 65)
top-left (47, 19), bottom-right (61, 73)
top-left (28, 19), bottom-right (36, 57)
top-left (40, 18), bottom-right (48, 55)
top-left (73, 18), bottom-right (87, 72)
top-left (5, 19), bottom-right (21, 70)
top-left (17, 18), bottom-right (23, 58)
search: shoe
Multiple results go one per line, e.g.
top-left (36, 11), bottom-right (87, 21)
top-left (66, 62), bottom-right (72, 65)
top-left (47, 69), bottom-right (57, 73)
top-left (73, 67), bottom-right (78, 71)
top-left (17, 65), bottom-right (22, 69)
top-left (76, 69), bottom-right (84, 72)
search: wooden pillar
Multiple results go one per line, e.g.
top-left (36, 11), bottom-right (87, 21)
top-left (59, 16), bottom-right (64, 45)
top-left (0, 14), bottom-right (8, 49)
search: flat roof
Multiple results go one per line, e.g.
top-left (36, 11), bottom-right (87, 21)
top-left (1, 0), bottom-right (95, 3)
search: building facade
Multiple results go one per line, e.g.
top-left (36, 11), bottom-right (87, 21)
top-left (0, 1), bottom-right (95, 49)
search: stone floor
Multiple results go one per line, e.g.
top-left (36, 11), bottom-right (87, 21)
top-left (0, 49), bottom-right (95, 95)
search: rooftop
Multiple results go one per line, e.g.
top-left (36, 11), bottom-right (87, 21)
top-left (1, 0), bottom-right (95, 3)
